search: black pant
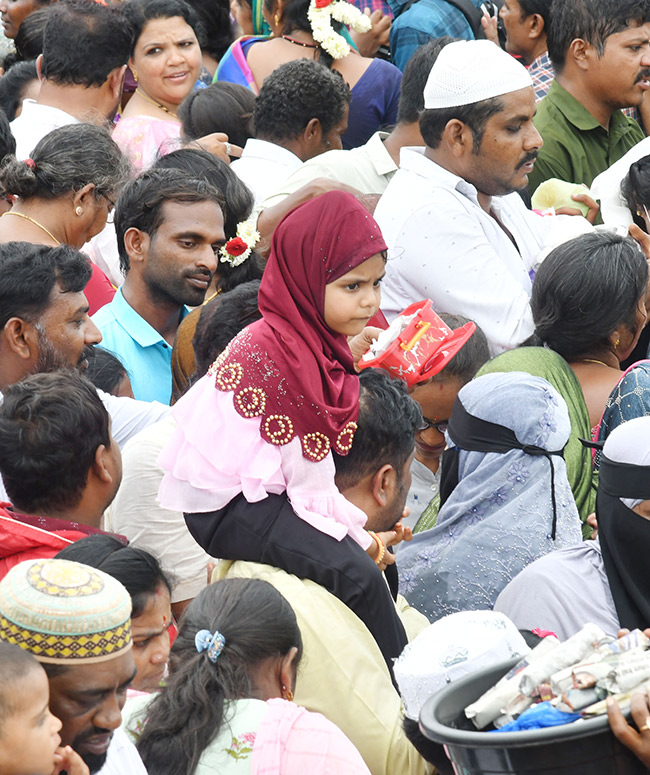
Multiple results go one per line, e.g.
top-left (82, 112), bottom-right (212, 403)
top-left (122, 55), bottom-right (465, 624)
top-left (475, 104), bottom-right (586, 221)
top-left (185, 492), bottom-right (408, 680)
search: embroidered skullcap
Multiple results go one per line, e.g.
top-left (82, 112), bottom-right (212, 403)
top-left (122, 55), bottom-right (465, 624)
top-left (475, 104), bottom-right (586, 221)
top-left (394, 610), bottom-right (529, 720)
top-left (0, 558), bottom-right (132, 665)
top-left (423, 40), bottom-right (533, 110)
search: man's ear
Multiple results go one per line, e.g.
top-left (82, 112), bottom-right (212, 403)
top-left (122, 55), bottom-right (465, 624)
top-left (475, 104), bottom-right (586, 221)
top-left (109, 64), bottom-right (128, 100)
top-left (35, 54), bottom-right (44, 81)
top-left (370, 463), bottom-right (397, 508)
top-left (302, 117), bottom-right (322, 147)
top-left (2, 318), bottom-right (38, 360)
top-left (123, 227), bottom-right (150, 267)
top-left (527, 12), bottom-right (544, 41)
top-left (443, 119), bottom-right (473, 157)
top-left (568, 38), bottom-right (590, 71)
top-left (92, 444), bottom-right (115, 485)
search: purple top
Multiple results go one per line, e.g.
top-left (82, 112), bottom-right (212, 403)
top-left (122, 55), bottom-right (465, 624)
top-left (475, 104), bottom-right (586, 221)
top-left (344, 57), bottom-right (402, 149)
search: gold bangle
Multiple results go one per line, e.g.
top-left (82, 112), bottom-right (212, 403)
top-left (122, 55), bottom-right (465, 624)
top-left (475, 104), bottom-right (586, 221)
top-left (368, 531), bottom-right (386, 566)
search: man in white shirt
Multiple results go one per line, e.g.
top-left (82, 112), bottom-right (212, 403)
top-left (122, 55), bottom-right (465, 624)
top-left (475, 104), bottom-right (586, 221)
top-left (10, 1), bottom-right (130, 159)
top-left (261, 39), bottom-right (446, 208)
top-left (0, 558), bottom-right (147, 775)
top-left (375, 39), bottom-right (548, 354)
top-left (230, 58), bottom-right (351, 205)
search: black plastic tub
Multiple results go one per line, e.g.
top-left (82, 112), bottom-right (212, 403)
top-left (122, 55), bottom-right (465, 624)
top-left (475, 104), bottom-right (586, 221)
top-left (419, 657), bottom-right (648, 775)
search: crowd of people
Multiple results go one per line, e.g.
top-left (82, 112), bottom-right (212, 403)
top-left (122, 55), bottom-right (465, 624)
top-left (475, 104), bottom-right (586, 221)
top-left (3, 0), bottom-right (650, 773)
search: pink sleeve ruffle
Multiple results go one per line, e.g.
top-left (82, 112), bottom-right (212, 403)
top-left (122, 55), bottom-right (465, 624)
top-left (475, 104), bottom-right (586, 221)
top-left (157, 375), bottom-right (371, 548)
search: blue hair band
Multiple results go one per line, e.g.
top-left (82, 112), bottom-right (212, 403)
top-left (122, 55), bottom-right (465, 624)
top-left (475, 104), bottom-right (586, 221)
top-left (195, 629), bottom-right (226, 663)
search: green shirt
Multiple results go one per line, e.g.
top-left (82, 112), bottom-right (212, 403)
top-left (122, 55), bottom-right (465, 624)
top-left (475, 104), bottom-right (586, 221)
top-left (529, 79), bottom-right (644, 194)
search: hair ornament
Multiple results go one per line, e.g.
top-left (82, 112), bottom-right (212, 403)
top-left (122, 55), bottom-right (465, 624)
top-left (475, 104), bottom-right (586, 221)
top-left (24, 158), bottom-right (36, 170)
top-left (307, 0), bottom-right (371, 59)
top-left (220, 218), bottom-right (260, 267)
top-left (195, 629), bottom-right (226, 663)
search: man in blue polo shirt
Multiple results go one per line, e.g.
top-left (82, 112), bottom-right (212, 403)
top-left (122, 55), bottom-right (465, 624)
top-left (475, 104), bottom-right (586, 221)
top-left (92, 169), bottom-right (225, 404)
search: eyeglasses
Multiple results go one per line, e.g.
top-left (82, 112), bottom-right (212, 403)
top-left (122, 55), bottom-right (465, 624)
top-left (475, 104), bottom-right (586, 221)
top-left (419, 418), bottom-right (449, 434)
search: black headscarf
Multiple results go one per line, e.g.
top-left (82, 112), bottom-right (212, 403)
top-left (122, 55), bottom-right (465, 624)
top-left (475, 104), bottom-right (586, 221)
top-left (597, 453), bottom-right (650, 631)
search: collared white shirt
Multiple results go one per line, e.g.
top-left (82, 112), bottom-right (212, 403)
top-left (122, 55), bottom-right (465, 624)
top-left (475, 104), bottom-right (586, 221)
top-left (10, 100), bottom-right (79, 159)
top-left (262, 131), bottom-right (399, 208)
top-left (230, 138), bottom-right (302, 206)
top-left (374, 148), bottom-right (549, 354)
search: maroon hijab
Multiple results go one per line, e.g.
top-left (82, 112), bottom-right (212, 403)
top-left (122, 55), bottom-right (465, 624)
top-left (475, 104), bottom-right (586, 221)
top-left (210, 191), bottom-right (388, 461)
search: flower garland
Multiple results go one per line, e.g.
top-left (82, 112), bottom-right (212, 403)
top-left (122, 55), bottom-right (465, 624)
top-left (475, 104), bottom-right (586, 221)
top-left (219, 219), bottom-right (260, 267)
top-left (307, 0), bottom-right (372, 59)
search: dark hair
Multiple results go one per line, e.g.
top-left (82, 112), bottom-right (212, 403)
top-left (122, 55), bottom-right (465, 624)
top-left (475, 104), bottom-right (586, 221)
top-left (182, 0), bottom-right (232, 60)
top-left (531, 231), bottom-right (648, 359)
top-left (193, 280), bottom-right (262, 379)
top-left (263, 0), bottom-right (341, 68)
top-left (56, 535), bottom-right (172, 618)
top-left (333, 368), bottom-right (422, 491)
top-left (547, 0), bottom-right (650, 70)
top-left (621, 154), bottom-right (650, 231)
top-left (0, 110), bottom-right (15, 162)
top-left (0, 61), bottom-right (38, 121)
top-left (0, 124), bottom-right (129, 200)
top-left (137, 578), bottom-right (302, 775)
top-left (114, 167), bottom-right (225, 274)
top-left (15, 7), bottom-right (50, 59)
top-left (253, 58), bottom-right (351, 143)
top-left (397, 37), bottom-right (459, 124)
top-left (403, 718), bottom-right (455, 775)
top-left (152, 150), bottom-right (263, 288)
top-left (0, 372), bottom-right (110, 513)
top-left (0, 242), bottom-right (91, 330)
top-left (434, 314), bottom-right (490, 385)
top-left (179, 83), bottom-right (256, 149)
top-left (419, 96), bottom-right (504, 150)
top-left (123, 0), bottom-right (201, 56)
top-left (85, 347), bottom-right (130, 396)
top-left (0, 642), bottom-right (42, 724)
top-left (41, 1), bottom-right (132, 88)
top-left (518, 0), bottom-right (552, 28)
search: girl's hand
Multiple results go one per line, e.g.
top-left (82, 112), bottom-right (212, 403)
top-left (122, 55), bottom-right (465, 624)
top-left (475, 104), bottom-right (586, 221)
top-left (607, 691), bottom-right (650, 768)
top-left (52, 746), bottom-right (89, 775)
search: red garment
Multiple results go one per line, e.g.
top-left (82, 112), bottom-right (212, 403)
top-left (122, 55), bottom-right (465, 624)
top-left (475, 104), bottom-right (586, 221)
top-left (0, 504), bottom-right (124, 580)
top-left (211, 191), bottom-right (387, 461)
top-left (86, 262), bottom-right (116, 315)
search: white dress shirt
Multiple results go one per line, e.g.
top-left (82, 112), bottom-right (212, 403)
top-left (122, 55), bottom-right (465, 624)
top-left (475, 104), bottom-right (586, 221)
top-left (97, 727), bottom-right (147, 775)
top-left (230, 138), bottom-right (303, 206)
top-left (10, 100), bottom-right (78, 159)
top-left (374, 148), bottom-right (549, 354)
top-left (262, 131), bottom-right (398, 208)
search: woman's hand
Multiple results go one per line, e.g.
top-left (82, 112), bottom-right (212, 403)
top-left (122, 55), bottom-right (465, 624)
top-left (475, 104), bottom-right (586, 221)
top-left (185, 133), bottom-right (243, 164)
top-left (349, 8), bottom-right (391, 57)
top-left (629, 223), bottom-right (650, 261)
top-left (587, 512), bottom-right (598, 539)
top-left (607, 690), bottom-right (650, 768)
top-left (52, 746), bottom-right (89, 775)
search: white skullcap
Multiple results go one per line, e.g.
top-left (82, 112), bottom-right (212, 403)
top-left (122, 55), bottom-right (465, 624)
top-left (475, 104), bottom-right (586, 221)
top-left (394, 610), bottom-right (529, 720)
top-left (423, 40), bottom-right (533, 109)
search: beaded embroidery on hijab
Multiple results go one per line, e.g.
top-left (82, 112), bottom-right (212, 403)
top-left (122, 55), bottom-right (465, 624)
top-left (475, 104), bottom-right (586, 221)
top-left (209, 191), bottom-right (388, 462)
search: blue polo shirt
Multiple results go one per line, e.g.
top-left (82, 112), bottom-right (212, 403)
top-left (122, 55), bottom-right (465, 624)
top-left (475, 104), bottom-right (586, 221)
top-left (92, 289), bottom-right (188, 404)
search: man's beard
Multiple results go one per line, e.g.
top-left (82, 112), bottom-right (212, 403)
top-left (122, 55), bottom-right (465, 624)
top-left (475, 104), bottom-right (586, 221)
top-left (81, 750), bottom-right (109, 775)
top-left (33, 328), bottom-right (94, 373)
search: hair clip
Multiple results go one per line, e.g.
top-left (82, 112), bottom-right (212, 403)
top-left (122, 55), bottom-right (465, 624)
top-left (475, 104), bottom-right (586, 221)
top-left (195, 629), bottom-right (226, 663)
top-left (24, 158), bottom-right (36, 170)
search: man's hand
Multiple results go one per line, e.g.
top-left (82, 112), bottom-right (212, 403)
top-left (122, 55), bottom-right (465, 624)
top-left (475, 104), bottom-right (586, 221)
top-left (185, 133), bottom-right (243, 165)
top-left (607, 691), bottom-right (650, 768)
top-left (481, 12), bottom-right (500, 45)
top-left (350, 8), bottom-right (391, 57)
top-left (555, 192), bottom-right (600, 224)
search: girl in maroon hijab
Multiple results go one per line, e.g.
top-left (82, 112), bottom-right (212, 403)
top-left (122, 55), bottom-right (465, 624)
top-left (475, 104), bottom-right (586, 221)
top-left (158, 191), bottom-right (410, 671)
top-left (159, 190), bottom-right (388, 553)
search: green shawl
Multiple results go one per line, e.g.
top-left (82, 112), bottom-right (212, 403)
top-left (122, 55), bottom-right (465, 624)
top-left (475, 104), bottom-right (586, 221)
top-left (478, 347), bottom-right (596, 536)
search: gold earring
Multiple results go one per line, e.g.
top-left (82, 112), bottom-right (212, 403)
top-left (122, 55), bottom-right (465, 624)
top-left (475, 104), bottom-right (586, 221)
top-left (614, 336), bottom-right (620, 348)
top-left (75, 206), bottom-right (83, 216)
top-left (131, 66), bottom-right (138, 83)
top-left (281, 684), bottom-right (294, 702)
top-left (274, 11), bottom-right (280, 25)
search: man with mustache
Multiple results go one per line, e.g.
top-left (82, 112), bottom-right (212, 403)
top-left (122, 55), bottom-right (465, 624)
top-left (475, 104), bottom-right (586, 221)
top-left (375, 40), bottom-right (553, 354)
top-left (528, 0), bottom-right (650, 194)
top-left (93, 169), bottom-right (226, 404)
top-left (0, 558), bottom-right (146, 774)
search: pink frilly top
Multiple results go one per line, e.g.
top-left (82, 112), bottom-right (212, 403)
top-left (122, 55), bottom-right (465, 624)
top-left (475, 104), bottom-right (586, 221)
top-left (157, 373), bottom-right (372, 550)
top-left (112, 116), bottom-right (182, 172)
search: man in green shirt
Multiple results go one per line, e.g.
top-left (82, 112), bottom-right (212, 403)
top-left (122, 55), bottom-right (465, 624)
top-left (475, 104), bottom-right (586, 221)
top-left (528, 0), bottom-right (650, 195)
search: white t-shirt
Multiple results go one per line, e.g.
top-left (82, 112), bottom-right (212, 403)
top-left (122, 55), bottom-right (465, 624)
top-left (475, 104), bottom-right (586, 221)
top-left (10, 100), bottom-right (78, 159)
